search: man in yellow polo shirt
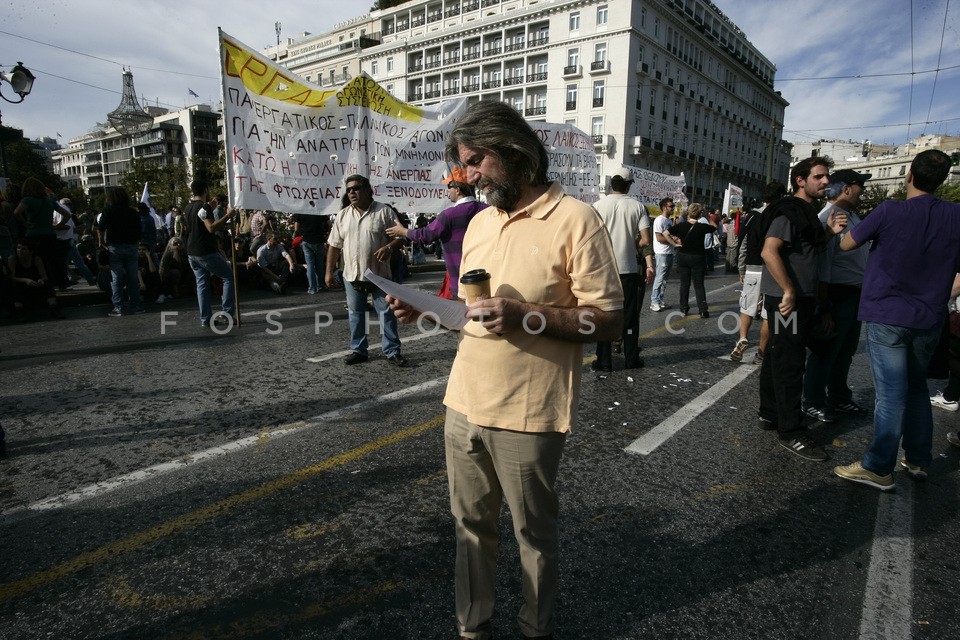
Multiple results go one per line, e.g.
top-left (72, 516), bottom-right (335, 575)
top-left (389, 101), bottom-right (623, 640)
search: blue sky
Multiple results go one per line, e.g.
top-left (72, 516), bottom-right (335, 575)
top-left (1, 0), bottom-right (957, 147)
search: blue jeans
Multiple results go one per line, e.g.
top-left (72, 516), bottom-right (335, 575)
top-left (188, 253), bottom-right (236, 325)
top-left (651, 253), bottom-right (673, 305)
top-left (67, 239), bottom-right (96, 285)
top-left (343, 279), bottom-right (401, 357)
top-left (301, 241), bottom-right (326, 293)
top-left (108, 244), bottom-right (141, 311)
top-left (862, 322), bottom-right (940, 474)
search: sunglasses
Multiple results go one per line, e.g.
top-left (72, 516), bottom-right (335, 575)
top-left (344, 185), bottom-right (365, 194)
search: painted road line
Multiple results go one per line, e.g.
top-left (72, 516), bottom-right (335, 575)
top-left (858, 482), bottom-right (914, 640)
top-left (305, 329), bottom-right (448, 363)
top-left (0, 378), bottom-right (450, 524)
top-left (0, 414), bottom-right (446, 605)
top-left (625, 364), bottom-right (758, 455)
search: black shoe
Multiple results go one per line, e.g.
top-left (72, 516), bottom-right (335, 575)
top-left (385, 353), bottom-right (408, 367)
top-left (591, 361), bottom-right (612, 372)
top-left (803, 405), bottom-right (836, 423)
top-left (49, 306), bottom-right (65, 320)
top-left (699, 310), bottom-right (710, 319)
top-left (624, 358), bottom-right (644, 369)
top-left (758, 416), bottom-right (777, 431)
top-left (778, 436), bottom-right (829, 461)
top-left (344, 351), bottom-right (368, 365)
top-left (828, 400), bottom-right (868, 415)
top-left (679, 307), bottom-right (690, 315)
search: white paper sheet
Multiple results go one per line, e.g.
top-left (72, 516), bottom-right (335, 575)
top-left (364, 269), bottom-right (469, 330)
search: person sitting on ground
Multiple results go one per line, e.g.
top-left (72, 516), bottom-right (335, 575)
top-left (138, 242), bottom-right (162, 303)
top-left (254, 230), bottom-right (297, 293)
top-left (159, 236), bottom-right (192, 299)
top-left (8, 239), bottom-right (65, 320)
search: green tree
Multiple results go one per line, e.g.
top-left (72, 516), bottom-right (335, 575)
top-left (0, 126), bottom-right (64, 192)
top-left (370, 0), bottom-right (407, 9)
top-left (935, 181), bottom-right (960, 204)
top-left (192, 148), bottom-right (228, 200)
top-left (858, 183), bottom-right (889, 216)
top-left (120, 157), bottom-right (190, 211)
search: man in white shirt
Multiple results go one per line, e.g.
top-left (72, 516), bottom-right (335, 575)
top-left (651, 197), bottom-right (680, 311)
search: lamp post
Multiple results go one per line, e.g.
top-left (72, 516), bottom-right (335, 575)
top-left (0, 61), bottom-right (36, 181)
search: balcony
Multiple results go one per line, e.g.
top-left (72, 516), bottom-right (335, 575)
top-left (562, 64), bottom-right (582, 78)
top-left (504, 75), bottom-right (524, 86)
top-left (593, 134), bottom-right (613, 153)
top-left (482, 80), bottom-right (502, 89)
top-left (463, 1), bottom-right (479, 9)
top-left (484, 45), bottom-right (502, 56)
top-left (427, 12), bottom-right (442, 23)
top-left (528, 36), bottom-right (549, 47)
top-left (481, 0), bottom-right (500, 6)
top-left (525, 106), bottom-right (547, 117)
top-left (384, 26), bottom-right (395, 35)
top-left (396, 21), bottom-right (409, 30)
top-left (425, 59), bottom-right (442, 70)
top-left (462, 82), bottom-right (480, 92)
top-left (411, 17), bottom-right (425, 27)
top-left (630, 136), bottom-right (652, 154)
top-left (463, 51), bottom-right (482, 61)
top-left (527, 71), bottom-right (548, 82)
top-left (443, 87), bottom-right (461, 96)
top-left (504, 41), bottom-right (525, 52)
top-left (410, 62), bottom-right (424, 72)
top-left (424, 90), bottom-right (441, 99)
top-left (444, 54), bottom-right (461, 64)
top-left (592, 97), bottom-right (604, 108)
top-left (566, 100), bottom-right (577, 110)
top-left (445, 7), bottom-right (461, 17)
top-left (590, 60), bottom-right (611, 74)
top-left (636, 62), bottom-right (649, 74)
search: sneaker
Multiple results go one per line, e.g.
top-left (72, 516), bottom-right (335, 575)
top-left (752, 349), bottom-right (764, 366)
top-left (132, 307), bottom-right (146, 315)
top-left (270, 281), bottom-right (282, 294)
top-left (49, 306), bottom-right (66, 320)
top-left (930, 391), bottom-right (959, 412)
top-left (947, 432), bottom-right (960, 449)
top-left (899, 457), bottom-right (928, 479)
top-left (778, 436), bottom-right (829, 461)
top-left (828, 399), bottom-right (868, 415)
top-left (730, 338), bottom-right (749, 362)
top-left (591, 360), bottom-right (612, 373)
top-left (699, 310), bottom-right (710, 319)
top-left (802, 405), bottom-right (836, 423)
top-left (757, 416), bottom-right (777, 431)
top-left (834, 461), bottom-right (894, 491)
top-left (107, 307), bottom-right (123, 317)
top-left (650, 303), bottom-right (663, 312)
top-left (344, 351), bottom-right (368, 365)
top-left (155, 294), bottom-right (167, 304)
top-left (385, 353), bottom-right (408, 367)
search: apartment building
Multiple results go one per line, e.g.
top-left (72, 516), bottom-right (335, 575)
top-left (264, 0), bottom-right (790, 204)
top-left (52, 105), bottom-right (221, 195)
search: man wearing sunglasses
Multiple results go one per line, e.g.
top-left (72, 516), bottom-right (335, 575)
top-left (325, 175), bottom-right (408, 367)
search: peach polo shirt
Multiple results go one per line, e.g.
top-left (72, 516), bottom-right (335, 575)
top-left (443, 182), bottom-right (623, 433)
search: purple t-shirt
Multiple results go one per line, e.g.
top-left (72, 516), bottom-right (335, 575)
top-left (851, 194), bottom-right (960, 329)
top-left (407, 198), bottom-right (486, 298)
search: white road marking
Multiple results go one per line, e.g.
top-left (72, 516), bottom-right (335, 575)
top-left (858, 482), bottom-right (914, 640)
top-left (625, 364), bottom-right (758, 455)
top-left (0, 377), bottom-right (450, 524)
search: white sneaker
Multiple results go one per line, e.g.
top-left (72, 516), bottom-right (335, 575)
top-left (270, 281), bottom-right (282, 294)
top-left (650, 303), bottom-right (663, 312)
top-left (155, 294), bottom-right (166, 304)
top-left (930, 391), bottom-right (959, 412)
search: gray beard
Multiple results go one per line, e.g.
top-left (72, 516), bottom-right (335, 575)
top-left (482, 180), bottom-right (523, 211)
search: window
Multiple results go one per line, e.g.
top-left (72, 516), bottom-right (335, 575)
top-left (592, 116), bottom-right (604, 137)
top-left (641, 7), bottom-right (646, 28)
top-left (371, 60), bottom-right (379, 75)
top-left (593, 79), bottom-right (605, 106)
top-left (570, 12), bottom-right (580, 31)
top-left (597, 5), bottom-right (608, 25)
top-left (387, 57), bottom-right (394, 72)
top-left (638, 45), bottom-right (644, 62)
top-left (654, 18), bottom-right (660, 38)
top-left (595, 43), bottom-right (607, 63)
top-left (566, 84), bottom-right (578, 109)
top-left (567, 48), bottom-right (579, 67)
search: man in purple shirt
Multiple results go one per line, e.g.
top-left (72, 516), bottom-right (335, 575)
top-left (386, 166), bottom-right (486, 299)
top-left (834, 149), bottom-right (960, 491)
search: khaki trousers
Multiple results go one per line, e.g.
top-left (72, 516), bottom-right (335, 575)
top-left (444, 408), bottom-right (566, 640)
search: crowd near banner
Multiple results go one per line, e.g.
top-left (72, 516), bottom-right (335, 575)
top-left (613, 164), bottom-right (688, 213)
top-left (219, 31), bottom-right (600, 216)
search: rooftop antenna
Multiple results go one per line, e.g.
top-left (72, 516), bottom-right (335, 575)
top-left (275, 21), bottom-right (282, 47)
top-left (107, 68), bottom-right (152, 134)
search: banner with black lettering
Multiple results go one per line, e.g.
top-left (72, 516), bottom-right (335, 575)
top-left (219, 30), bottom-right (600, 215)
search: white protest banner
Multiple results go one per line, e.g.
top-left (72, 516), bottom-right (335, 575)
top-left (721, 183), bottom-right (743, 215)
top-left (616, 165), bottom-right (687, 210)
top-left (219, 30), bottom-right (601, 215)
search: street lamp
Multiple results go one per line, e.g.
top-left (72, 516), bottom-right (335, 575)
top-left (0, 62), bottom-right (36, 103)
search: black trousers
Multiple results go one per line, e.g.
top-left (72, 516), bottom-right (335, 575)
top-left (596, 272), bottom-right (640, 368)
top-left (676, 252), bottom-right (707, 313)
top-left (758, 295), bottom-right (816, 438)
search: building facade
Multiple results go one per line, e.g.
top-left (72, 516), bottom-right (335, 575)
top-left (825, 134), bottom-right (960, 195)
top-left (265, 0), bottom-right (790, 204)
top-left (52, 105), bottom-right (222, 196)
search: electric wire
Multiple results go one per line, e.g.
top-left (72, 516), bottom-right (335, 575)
top-left (923, 0), bottom-right (951, 133)
top-left (906, 0), bottom-right (915, 140)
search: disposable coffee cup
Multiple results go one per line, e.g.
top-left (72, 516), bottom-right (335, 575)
top-left (460, 269), bottom-right (491, 319)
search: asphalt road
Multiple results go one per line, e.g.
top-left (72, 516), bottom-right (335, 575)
top-left (1, 268), bottom-right (958, 640)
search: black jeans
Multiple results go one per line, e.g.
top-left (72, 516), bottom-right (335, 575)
top-left (676, 252), bottom-right (707, 313)
top-left (596, 272), bottom-right (641, 368)
top-left (759, 295), bottom-right (816, 438)
top-left (803, 285), bottom-right (862, 406)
